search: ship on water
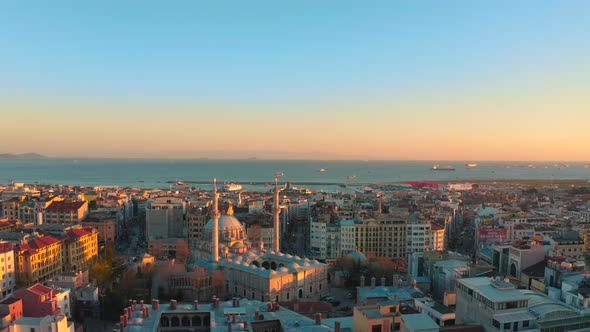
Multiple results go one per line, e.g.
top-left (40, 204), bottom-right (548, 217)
top-left (431, 165), bottom-right (456, 171)
top-left (465, 163), bottom-right (478, 168)
top-left (223, 183), bottom-right (242, 191)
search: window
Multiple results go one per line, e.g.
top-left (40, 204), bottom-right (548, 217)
top-left (523, 320), bottom-right (529, 327)
top-left (504, 323), bottom-right (510, 330)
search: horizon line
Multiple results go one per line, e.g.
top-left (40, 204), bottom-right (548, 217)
top-left (5, 155), bottom-right (590, 163)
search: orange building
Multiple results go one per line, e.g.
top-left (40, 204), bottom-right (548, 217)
top-left (81, 212), bottom-right (116, 246)
top-left (15, 235), bottom-right (62, 286)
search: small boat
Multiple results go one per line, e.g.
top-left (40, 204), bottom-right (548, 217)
top-left (318, 168), bottom-right (326, 172)
top-left (431, 165), bottom-right (456, 171)
top-left (175, 181), bottom-right (186, 186)
top-left (347, 175), bottom-right (357, 179)
top-left (224, 183), bottom-right (243, 191)
top-left (465, 163), bottom-right (477, 168)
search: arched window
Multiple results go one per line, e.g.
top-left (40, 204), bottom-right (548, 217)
top-left (510, 263), bottom-right (517, 277)
top-left (181, 317), bottom-right (190, 326)
top-left (262, 261), bottom-right (270, 270)
top-left (160, 317), bottom-right (170, 327)
top-left (203, 316), bottom-right (211, 326)
top-left (298, 289), bottom-right (303, 299)
top-left (270, 261), bottom-right (277, 270)
top-left (171, 317), bottom-right (180, 327)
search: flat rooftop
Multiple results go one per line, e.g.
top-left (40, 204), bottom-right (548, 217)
top-left (402, 313), bottom-right (440, 330)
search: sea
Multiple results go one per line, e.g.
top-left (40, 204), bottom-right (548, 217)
top-left (0, 159), bottom-right (588, 192)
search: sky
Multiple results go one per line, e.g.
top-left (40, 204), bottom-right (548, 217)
top-left (1, 1), bottom-right (589, 161)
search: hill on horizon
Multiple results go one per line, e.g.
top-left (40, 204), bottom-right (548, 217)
top-left (0, 153), bottom-right (47, 159)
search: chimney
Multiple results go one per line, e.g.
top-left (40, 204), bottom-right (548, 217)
top-left (123, 314), bottom-right (128, 326)
top-left (152, 299), bottom-right (159, 310)
top-left (255, 309), bottom-right (259, 320)
top-left (140, 300), bottom-right (144, 309)
top-left (120, 316), bottom-right (125, 327)
top-left (335, 321), bottom-right (341, 332)
top-left (360, 275), bottom-right (366, 287)
top-left (142, 307), bottom-right (147, 318)
top-left (145, 307), bottom-right (150, 318)
top-left (315, 313), bottom-right (322, 325)
top-left (118, 323), bottom-right (124, 332)
top-left (132, 300), bottom-right (137, 311)
top-left (381, 277), bottom-right (386, 287)
top-left (267, 302), bottom-right (272, 312)
top-left (194, 300), bottom-right (199, 310)
top-left (232, 313), bottom-right (236, 323)
top-left (170, 300), bottom-right (177, 310)
top-left (371, 277), bottom-right (376, 288)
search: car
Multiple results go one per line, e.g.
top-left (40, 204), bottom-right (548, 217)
top-left (322, 296), bottom-right (334, 302)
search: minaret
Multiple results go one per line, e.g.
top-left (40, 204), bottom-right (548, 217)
top-left (211, 178), bottom-right (220, 262)
top-left (273, 176), bottom-right (280, 252)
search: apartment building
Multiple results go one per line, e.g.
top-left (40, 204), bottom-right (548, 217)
top-left (81, 212), bottom-right (116, 246)
top-left (456, 277), bottom-right (537, 332)
top-left (15, 235), bottom-right (62, 286)
top-left (44, 201), bottom-right (88, 224)
top-left (0, 242), bottom-right (16, 298)
top-left (61, 227), bottom-right (98, 272)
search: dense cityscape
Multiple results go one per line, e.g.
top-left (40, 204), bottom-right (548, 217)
top-left (0, 177), bottom-right (588, 331)
top-left (2, 1), bottom-right (589, 331)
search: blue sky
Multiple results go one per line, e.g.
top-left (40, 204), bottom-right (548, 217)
top-left (1, 1), bottom-right (589, 160)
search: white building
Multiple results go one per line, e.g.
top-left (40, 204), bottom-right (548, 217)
top-left (340, 220), bottom-right (356, 255)
top-left (12, 313), bottom-right (74, 332)
top-left (406, 219), bottom-right (431, 260)
top-left (0, 242), bottom-right (15, 298)
top-left (310, 216), bottom-right (328, 259)
top-left (456, 277), bottom-right (537, 332)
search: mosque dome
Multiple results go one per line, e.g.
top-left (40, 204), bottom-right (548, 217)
top-left (204, 214), bottom-right (245, 232)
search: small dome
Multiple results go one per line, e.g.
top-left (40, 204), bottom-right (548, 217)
top-left (346, 251), bottom-right (368, 264)
top-left (279, 267), bottom-right (289, 273)
top-left (204, 214), bottom-right (245, 231)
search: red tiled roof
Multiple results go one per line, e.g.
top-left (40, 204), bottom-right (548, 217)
top-left (46, 201), bottom-right (86, 212)
top-left (66, 227), bottom-right (91, 238)
top-left (430, 222), bottom-right (444, 231)
top-left (27, 235), bottom-right (60, 249)
top-left (0, 242), bottom-right (14, 254)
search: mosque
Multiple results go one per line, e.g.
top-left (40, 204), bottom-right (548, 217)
top-left (189, 179), bottom-right (328, 303)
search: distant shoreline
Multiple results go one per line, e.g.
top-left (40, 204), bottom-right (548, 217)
top-left (10, 178), bottom-right (588, 189)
